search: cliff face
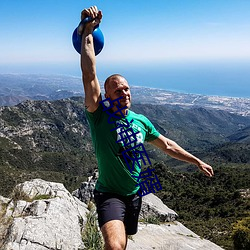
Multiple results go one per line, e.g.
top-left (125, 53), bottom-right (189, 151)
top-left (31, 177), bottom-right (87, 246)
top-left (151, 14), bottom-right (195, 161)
top-left (0, 179), bottom-right (223, 250)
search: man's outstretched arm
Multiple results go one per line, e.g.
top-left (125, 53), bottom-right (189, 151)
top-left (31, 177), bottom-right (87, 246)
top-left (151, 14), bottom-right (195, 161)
top-left (150, 134), bottom-right (214, 177)
top-left (80, 6), bottom-right (102, 112)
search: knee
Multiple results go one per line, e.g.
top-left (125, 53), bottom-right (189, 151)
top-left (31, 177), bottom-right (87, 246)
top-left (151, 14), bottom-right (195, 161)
top-left (104, 239), bottom-right (126, 250)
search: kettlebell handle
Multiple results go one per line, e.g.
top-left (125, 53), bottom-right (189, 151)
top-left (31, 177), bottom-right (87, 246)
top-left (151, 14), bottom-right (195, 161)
top-left (77, 16), bottom-right (99, 35)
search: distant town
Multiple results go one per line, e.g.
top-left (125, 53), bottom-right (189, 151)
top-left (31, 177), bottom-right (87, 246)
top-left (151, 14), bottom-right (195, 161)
top-left (129, 86), bottom-right (250, 117)
top-left (0, 74), bottom-right (249, 117)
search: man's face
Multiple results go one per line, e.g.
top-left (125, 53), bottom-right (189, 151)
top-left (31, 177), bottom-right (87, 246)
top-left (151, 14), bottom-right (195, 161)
top-left (105, 76), bottom-right (131, 110)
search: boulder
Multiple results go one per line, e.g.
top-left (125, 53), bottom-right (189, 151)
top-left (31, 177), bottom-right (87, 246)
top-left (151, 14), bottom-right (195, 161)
top-left (140, 193), bottom-right (178, 222)
top-left (0, 179), bottom-right (89, 250)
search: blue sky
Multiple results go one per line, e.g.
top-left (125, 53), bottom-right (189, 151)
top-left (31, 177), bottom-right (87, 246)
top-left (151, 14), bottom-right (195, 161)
top-left (0, 0), bottom-right (250, 97)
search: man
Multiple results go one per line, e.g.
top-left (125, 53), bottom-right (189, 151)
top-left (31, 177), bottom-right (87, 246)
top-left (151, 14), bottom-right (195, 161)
top-left (80, 6), bottom-right (214, 250)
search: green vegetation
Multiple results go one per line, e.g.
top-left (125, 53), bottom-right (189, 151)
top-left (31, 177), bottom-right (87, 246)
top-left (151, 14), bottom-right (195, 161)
top-left (82, 202), bottom-right (104, 250)
top-left (0, 164), bottom-right (88, 197)
top-left (0, 200), bottom-right (13, 249)
top-left (140, 215), bottom-right (161, 225)
top-left (0, 98), bottom-right (98, 196)
top-left (232, 216), bottom-right (250, 250)
top-left (11, 190), bottom-right (53, 203)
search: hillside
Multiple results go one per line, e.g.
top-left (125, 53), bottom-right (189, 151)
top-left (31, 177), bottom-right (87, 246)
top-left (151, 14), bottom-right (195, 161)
top-left (227, 125), bottom-right (250, 143)
top-left (0, 97), bottom-right (95, 195)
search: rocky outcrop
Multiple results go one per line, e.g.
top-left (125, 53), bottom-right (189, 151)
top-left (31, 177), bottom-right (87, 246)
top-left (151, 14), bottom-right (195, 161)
top-left (0, 179), bottom-right (89, 250)
top-left (127, 222), bottom-right (224, 250)
top-left (140, 193), bottom-right (177, 222)
top-left (72, 169), bottom-right (98, 204)
top-left (0, 179), bottom-right (224, 250)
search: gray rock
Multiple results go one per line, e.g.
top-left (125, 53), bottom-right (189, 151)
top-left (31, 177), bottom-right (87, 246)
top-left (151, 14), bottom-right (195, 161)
top-left (127, 222), bottom-right (224, 250)
top-left (72, 169), bottom-right (98, 204)
top-left (140, 193), bottom-right (178, 222)
top-left (0, 179), bottom-right (89, 250)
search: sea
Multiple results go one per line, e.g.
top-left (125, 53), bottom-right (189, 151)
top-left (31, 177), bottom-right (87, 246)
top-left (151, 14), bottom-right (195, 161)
top-left (97, 61), bottom-right (250, 99)
top-left (1, 60), bottom-right (249, 99)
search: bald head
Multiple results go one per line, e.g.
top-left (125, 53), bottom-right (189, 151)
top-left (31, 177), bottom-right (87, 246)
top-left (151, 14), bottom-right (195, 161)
top-left (104, 74), bottom-right (131, 110)
top-left (104, 74), bottom-right (128, 94)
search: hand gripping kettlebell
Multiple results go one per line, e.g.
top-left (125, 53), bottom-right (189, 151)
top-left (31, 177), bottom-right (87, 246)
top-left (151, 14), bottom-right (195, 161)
top-left (72, 16), bottom-right (104, 55)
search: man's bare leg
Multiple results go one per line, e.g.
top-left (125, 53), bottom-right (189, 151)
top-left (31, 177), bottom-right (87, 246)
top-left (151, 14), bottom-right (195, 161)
top-left (101, 220), bottom-right (127, 250)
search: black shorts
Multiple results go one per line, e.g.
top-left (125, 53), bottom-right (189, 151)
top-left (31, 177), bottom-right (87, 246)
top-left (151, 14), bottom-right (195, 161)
top-left (93, 189), bottom-right (142, 235)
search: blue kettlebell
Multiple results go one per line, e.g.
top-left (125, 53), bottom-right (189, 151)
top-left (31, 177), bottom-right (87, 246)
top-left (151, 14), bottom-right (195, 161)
top-left (72, 17), bottom-right (104, 55)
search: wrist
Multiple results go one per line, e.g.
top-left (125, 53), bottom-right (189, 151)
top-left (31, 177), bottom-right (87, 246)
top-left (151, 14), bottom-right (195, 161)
top-left (84, 24), bottom-right (95, 34)
top-left (196, 159), bottom-right (204, 168)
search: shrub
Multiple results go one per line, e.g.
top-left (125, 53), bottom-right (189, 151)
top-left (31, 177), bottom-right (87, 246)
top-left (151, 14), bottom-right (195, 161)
top-left (140, 215), bottom-right (161, 225)
top-left (232, 216), bottom-right (250, 250)
top-left (82, 202), bottom-right (104, 250)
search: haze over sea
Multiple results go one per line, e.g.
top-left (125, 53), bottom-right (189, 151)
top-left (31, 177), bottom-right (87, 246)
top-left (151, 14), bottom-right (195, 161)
top-left (97, 61), bottom-right (250, 99)
top-left (2, 60), bottom-right (249, 99)
top-left (37, 60), bottom-right (249, 99)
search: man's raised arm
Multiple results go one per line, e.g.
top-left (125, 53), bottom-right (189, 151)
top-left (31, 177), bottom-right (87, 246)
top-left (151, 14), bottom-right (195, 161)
top-left (80, 6), bottom-right (102, 113)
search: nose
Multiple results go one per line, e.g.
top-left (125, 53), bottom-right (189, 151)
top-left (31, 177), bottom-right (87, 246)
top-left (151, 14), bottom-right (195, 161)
top-left (121, 90), bottom-right (127, 96)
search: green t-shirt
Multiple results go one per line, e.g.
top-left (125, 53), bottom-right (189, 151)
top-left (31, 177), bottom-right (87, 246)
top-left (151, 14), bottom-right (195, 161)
top-left (85, 104), bottom-right (160, 196)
